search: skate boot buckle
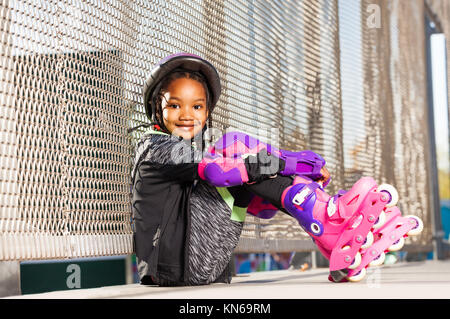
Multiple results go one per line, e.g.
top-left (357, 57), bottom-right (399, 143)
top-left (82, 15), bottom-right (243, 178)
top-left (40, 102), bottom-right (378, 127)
top-left (293, 188), bottom-right (312, 206)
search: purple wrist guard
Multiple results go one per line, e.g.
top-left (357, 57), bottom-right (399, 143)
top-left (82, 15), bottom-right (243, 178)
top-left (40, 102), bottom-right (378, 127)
top-left (278, 149), bottom-right (326, 180)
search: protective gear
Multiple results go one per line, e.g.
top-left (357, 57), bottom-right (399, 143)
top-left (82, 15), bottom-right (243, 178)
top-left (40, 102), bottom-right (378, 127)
top-left (246, 195), bottom-right (279, 219)
top-left (198, 131), bottom-right (329, 187)
top-left (143, 52), bottom-right (221, 123)
top-left (198, 152), bottom-right (250, 187)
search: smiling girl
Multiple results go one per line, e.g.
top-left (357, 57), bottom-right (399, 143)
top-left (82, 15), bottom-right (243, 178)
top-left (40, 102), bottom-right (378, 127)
top-left (131, 53), bottom-right (332, 286)
top-left (130, 53), bottom-right (419, 285)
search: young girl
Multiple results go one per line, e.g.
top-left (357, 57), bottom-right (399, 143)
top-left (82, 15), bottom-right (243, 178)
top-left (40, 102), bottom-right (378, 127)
top-left (130, 52), bottom-right (331, 286)
top-left (131, 53), bottom-right (421, 285)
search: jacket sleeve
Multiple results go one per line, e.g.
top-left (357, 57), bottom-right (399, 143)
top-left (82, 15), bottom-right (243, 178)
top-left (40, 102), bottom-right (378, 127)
top-left (144, 162), bottom-right (199, 183)
top-left (133, 133), bottom-right (203, 184)
top-left (135, 133), bottom-right (285, 186)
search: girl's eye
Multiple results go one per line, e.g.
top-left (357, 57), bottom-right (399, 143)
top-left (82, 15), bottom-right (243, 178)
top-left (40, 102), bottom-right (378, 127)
top-left (170, 104), bottom-right (179, 109)
top-left (194, 105), bottom-right (203, 110)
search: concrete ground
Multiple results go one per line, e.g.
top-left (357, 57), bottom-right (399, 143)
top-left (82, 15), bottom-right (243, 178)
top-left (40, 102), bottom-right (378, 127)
top-left (4, 259), bottom-right (450, 299)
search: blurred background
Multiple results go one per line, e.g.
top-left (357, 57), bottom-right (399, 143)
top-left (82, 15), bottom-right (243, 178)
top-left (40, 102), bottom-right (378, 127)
top-left (0, 0), bottom-right (448, 296)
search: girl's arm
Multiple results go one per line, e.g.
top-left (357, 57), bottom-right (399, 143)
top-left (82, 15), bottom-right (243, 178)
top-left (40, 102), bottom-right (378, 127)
top-left (132, 133), bottom-right (203, 184)
top-left (144, 162), bottom-right (199, 183)
top-left (134, 133), bottom-right (280, 185)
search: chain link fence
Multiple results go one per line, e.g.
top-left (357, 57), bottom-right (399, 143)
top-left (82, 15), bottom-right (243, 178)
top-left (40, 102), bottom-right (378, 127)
top-left (0, 0), bottom-right (446, 260)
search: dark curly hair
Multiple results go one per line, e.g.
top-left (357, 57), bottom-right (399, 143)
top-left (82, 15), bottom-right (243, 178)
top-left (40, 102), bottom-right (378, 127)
top-left (152, 69), bottom-right (213, 135)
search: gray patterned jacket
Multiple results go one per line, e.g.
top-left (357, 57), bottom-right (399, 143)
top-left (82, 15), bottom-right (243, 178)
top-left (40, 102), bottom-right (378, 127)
top-left (131, 129), bottom-right (248, 286)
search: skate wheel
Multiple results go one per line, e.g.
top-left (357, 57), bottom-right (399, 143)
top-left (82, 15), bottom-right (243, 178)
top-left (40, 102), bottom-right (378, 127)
top-left (388, 237), bottom-right (405, 252)
top-left (372, 211), bottom-right (386, 230)
top-left (348, 252), bottom-right (362, 270)
top-left (347, 268), bottom-right (366, 282)
top-left (383, 252), bottom-right (398, 265)
top-left (361, 231), bottom-right (374, 249)
top-left (369, 252), bottom-right (386, 266)
top-left (405, 215), bottom-right (424, 236)
top-left (377, 184), bottom-right (399, 207)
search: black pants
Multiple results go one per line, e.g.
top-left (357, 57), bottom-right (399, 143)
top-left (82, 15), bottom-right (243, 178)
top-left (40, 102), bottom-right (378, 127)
top-left (228, 174), bottom-right (294, 215)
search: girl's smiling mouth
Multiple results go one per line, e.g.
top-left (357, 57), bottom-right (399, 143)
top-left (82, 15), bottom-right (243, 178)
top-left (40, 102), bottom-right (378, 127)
top-left (175, 122), bottom-right (200, 127)
top-left (176, 123), bottom-right (195, 130)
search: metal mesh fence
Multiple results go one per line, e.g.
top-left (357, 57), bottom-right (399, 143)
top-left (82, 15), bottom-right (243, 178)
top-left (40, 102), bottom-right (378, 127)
top-left (0, 0), bottom-right (444, 260)
top-left (341, 0), bottom-right (435, 251)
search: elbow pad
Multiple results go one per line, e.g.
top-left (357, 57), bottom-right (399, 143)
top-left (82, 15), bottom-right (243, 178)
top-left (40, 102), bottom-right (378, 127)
top-left (198, 152), bottom-right (249, 187)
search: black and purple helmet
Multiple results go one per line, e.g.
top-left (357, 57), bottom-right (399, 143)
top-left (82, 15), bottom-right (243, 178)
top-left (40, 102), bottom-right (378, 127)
top-left (143, 52), bottom-right (221, 122)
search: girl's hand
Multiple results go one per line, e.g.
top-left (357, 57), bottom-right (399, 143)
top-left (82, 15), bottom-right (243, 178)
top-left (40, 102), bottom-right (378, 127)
top-left (318, 166), bottom-right (330, 185)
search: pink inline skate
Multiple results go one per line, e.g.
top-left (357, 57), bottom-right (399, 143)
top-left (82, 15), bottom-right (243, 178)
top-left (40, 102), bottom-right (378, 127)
top-left (281, 175), bottom-right (402, 282)
top-left (324, 183), bottom-right (424, 281)
top-left (245, 176), bottom-right (423, 282)
top-left (352, 201), bottom-right (424, 277)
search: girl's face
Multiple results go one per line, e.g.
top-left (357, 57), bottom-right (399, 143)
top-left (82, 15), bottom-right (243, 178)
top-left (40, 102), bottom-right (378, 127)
top-left (161, 77), bottom-right (209, 140)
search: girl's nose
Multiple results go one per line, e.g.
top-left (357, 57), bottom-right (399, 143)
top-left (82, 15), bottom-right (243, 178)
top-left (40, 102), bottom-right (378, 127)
top-left (179, 105), bottom-right (194, 120)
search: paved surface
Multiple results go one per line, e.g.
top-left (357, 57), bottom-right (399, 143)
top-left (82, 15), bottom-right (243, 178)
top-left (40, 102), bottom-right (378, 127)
top-left (5, 260), bottom-right (450, 299)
